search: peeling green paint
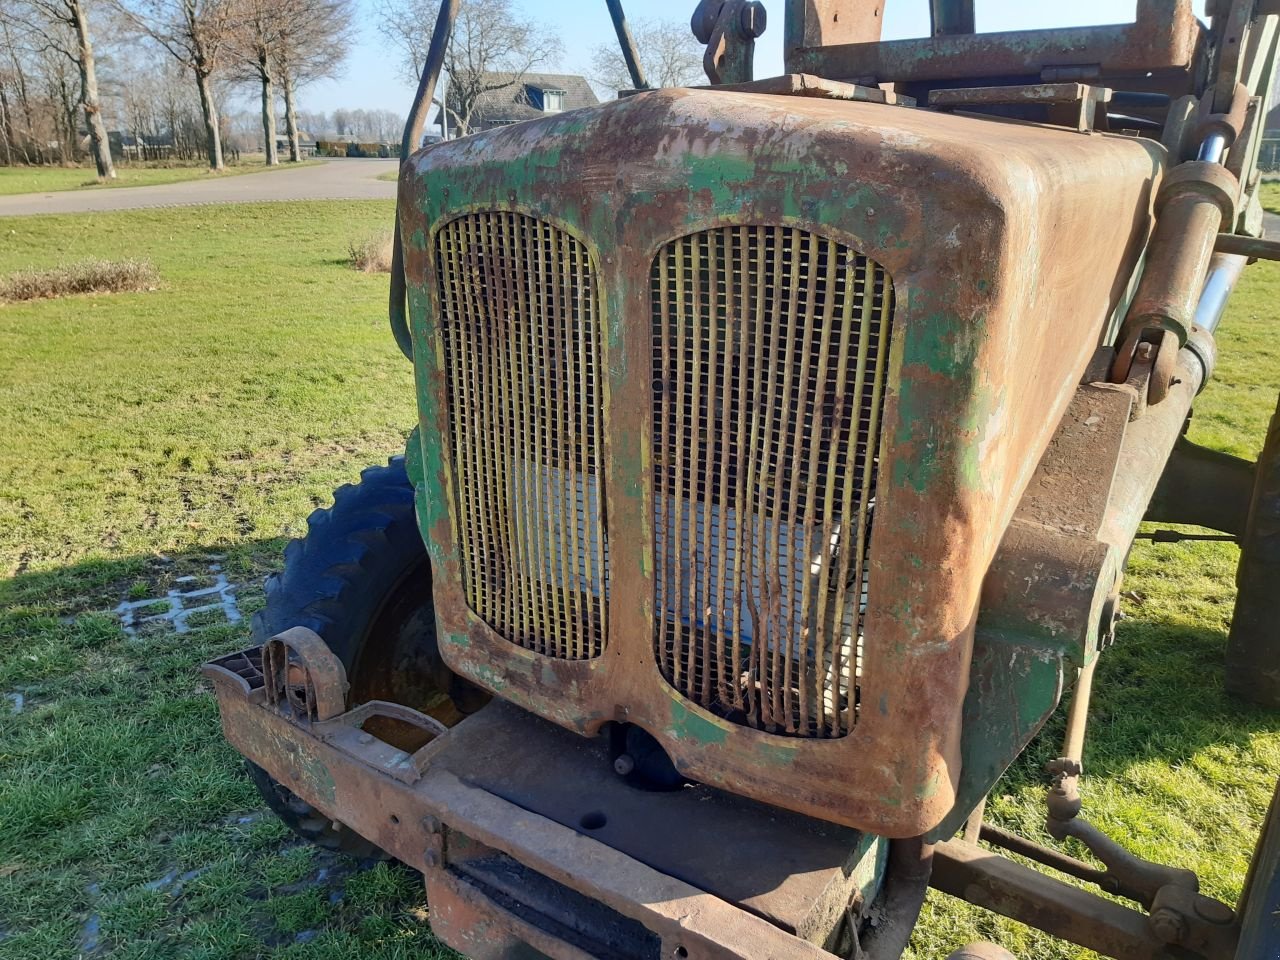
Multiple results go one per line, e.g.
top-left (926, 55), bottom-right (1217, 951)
top-left (668, 700), bottom-right (729, 745)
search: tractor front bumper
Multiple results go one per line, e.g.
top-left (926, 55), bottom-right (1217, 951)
top-left (202, 628), bottom-right (879, 960)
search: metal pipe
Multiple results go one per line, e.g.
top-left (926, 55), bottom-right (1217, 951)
top-left (605, 0), bottom-right (649, 90)
top-left (1216, 233), bottom-right (1280, 261)
top-left (1193, 252), bottom-right (1248, 335)
top-left (389, 0), bottom-right (460, 360)
top-left (1198, 131), bottom-right (1228, 164)
top-left (1063, 656), bottom-right (1097, 767)
top-left (978, 824), bottom-right (1111, 888)
top-left (930, 0), bottom-right (975, 35)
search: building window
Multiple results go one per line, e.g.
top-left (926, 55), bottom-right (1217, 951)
top-left (543, 90), bottom-right (565, 112)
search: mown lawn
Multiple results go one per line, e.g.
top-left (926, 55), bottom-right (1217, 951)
top-left (0, 159), bottom-right (322, 197)
top-left (0, 200), bottom-right (1277, 959)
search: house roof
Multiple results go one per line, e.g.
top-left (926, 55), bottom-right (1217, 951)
top-left (433, 72), bottom-right (599, 128)
top-left (1267, 100), bottom-right (1280, 134)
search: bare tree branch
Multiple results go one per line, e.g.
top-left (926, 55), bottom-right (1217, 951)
top-left (589, 16), bottom-right (702, 98)
top-left (377, 0), bottom-right (559, 137)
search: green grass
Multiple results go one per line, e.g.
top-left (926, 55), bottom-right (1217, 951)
top-left (0, 200), bottom-right (1277, 959)
top-left (0, 159), bottom-right (323, 197)
top-left (375, 170), bottom-right (400, 183)
top-left (1262, 181), bottom-right (1280, 214)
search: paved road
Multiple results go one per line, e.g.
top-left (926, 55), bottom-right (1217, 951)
top-left (1266, 209), bottom-right (1279, 239)
top-left (0, 158), bottom-right (398, 217)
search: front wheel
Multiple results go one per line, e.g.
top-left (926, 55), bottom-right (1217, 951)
top-left (246, 457), bottom-right (487, 854)
top-left (1226, 394), bottom-right (1280, 709)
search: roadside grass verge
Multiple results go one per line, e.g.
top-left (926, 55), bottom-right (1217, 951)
top-left (0, 258), bottom-right (158, 303)
top-left (0, 159), bottom-right (323, 197)
top-left (0, 200), bottom-right (1276, 959)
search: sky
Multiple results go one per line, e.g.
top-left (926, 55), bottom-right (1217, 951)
top-left (296, 0), bottom-right (1211, 119)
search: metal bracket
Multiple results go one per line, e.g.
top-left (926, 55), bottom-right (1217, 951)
top-left (929, 83), bottom-right (1113, 133)
top-left (692, 0), bottom-right (766, 85)
top-left (263, 627), bottom-right (349, 722)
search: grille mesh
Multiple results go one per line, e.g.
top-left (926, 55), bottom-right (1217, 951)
top-left (651, 226), bottom-right (893, 738)
top-left (435, 212), bottom-right (608, 660)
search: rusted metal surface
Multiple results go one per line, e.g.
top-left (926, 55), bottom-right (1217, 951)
top-left (931, 839), bottom-right (1175, 960)
top-left (1146, 437), bottom-right (1255, 535)
top-left (978, 824), bottom-right (1112, 891)
top-left (702, 73), bottom-right (915, 105)
top-left (399, 89), bottom-right (1162, 838)
top-left (1121, 161), bottom-right (1239, 349)
top-left (784, 0), bottom-right (885, 58)
top-left (787, 0), bottom-right (1203, 93)
top-left (433, 212), bottom-right (609, 662)
top-left (927, 376), bottom-right (1132, 842)
top-left (929, 83), bottom-right (1112, 133)
top-left (650, 226), bottom-right (890, 738)
top-left (412, 700), bottom-right (886, 945)
top-left (692, 0), bottom-right (764, 84)
top-left (263, 627), bottom-right (349, 722)
top-left (1215, 231), bottom-right (1280, 260)
top-left (206, 657), bottom-right (889, 956)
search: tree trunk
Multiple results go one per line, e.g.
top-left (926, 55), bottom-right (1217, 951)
top-left (195, 66), bottom-right (224, 170)
top-left (72, 0), bottom-right (115, 179)
top-left (0, 86), bottom-right (14, 166)
top-left (259, 62), bottom-right (277, 165)
top-left (281, 68), bottom-right (300, 162)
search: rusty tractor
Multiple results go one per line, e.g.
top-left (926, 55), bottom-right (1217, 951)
top-left (204, 1), bottom-right (1280, 957)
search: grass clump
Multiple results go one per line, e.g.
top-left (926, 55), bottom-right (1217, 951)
top-left (0, 258), bottom-right (158, 303)
top-left (347, 231), bottom-right (393, 273)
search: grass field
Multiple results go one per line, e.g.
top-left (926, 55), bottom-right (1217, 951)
top-left (0, 198), bottom-right (1277, 960)
top-left (0, 159), bottom-right (321, 197)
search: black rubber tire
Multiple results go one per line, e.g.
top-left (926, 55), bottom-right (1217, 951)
top-left (1227, 394), bottom-right (1280, 709)
top-left (246, 457), bottom-right (481, 855)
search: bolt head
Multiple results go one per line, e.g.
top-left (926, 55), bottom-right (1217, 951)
top-left (740, 2), bottom-right (767, 38)
top-left (424, 850), bottom-right (441, 869)
top-left (1150, 908), bottom-right (1187, 944)
top-left (422, 815), bottom-right (441, 834)
top-left (613, 754), bottom-right (636, 776)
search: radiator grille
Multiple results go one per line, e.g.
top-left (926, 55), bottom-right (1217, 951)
top-left (651, 226), bottom-right (893, 738)
top-left (435, 212), bottom-right (608, 660)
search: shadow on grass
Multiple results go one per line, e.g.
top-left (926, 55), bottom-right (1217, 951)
top-left (0, 539), bottom-right (459, 959)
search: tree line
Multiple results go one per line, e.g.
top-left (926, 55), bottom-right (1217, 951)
top-left (0, 0), bottom-right (707, 182)
top-left (0, 0), bottom-right (353, 179)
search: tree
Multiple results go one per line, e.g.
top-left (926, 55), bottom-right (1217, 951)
top-left (114, 0), bottom-right (238, 170)
top-left (6, 0), bottom-right (117, 176)
top-left (226, 0), bottom-right (284, 164)
top-left (274, 0), bottom-right (350, 162)
top-left (590, 17), bottom-right (702, 97)
top-left (377, 0), bottom-right (560, 138)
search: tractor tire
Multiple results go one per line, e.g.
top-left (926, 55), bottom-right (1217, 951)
top-left (246, 457), bottom-right (486, 855)
top-left (1227, 394), bottom-right (1280, 709)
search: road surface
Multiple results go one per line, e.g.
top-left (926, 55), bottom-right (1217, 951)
top-left (0, 158), bottom-right (398, 217)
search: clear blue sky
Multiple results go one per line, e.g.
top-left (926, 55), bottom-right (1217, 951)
top-left (298, 0), bottom-right (1210, 117)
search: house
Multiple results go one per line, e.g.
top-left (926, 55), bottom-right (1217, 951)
top-left (108, 131), bottom-right (174, 161)
top-left (433, 72), bottom-right (598, 135)
top-left (1267, 100), bottom-right (1280, 135)
top-left (274, 131), bottom-right (318, 158)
